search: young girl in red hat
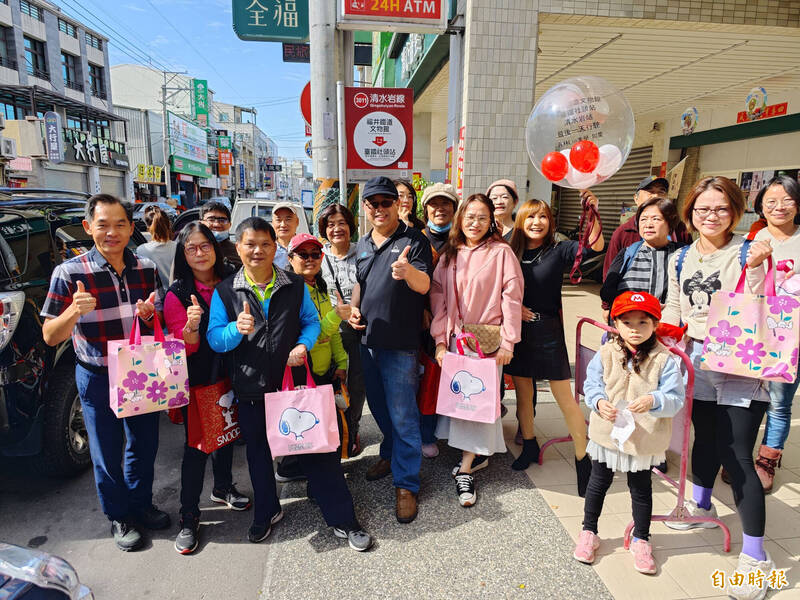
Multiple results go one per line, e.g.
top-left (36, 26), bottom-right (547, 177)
top-left (573, 291), bottom-right (684, 575)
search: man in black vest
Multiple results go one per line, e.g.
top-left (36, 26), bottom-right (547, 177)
top-left (207, 217), bottom-right (372, 550)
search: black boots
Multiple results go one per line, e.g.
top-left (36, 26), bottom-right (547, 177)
top-left (512, 437), bottom-right (540, 471)
top-left (575, 454), bottom-right (592, 498)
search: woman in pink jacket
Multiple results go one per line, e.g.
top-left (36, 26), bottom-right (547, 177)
top-left (431, 193), bottom-right (524, 507)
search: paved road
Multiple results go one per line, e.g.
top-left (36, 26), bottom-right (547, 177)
top-left (1, 403), bottom-right (612, 599)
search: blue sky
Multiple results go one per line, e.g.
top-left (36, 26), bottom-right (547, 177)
top-left (54, 0), bottom-right (312, 164)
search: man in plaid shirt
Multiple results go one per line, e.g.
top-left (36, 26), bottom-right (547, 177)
top-left (41, 194), bottom-right (168, 552)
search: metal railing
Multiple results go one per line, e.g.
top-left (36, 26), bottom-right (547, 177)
top-left (91, 88), bottom-right (106, 100)
top-left (26, 67), bottom-right (49, 81)
top-left (0, 56), bottom-right (17, 70)
top-left (64, 80), bottom-right (83, 92)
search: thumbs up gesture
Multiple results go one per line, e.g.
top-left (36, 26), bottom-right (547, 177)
top-left (391, 245), bottom-right (412, 281)
top-left (237, 300), bottom-right (255, 335)
top-left (136, 291), bottom-right (157, 321)
top-left (185, 294), bottom-right (203, 330)
top-left (71, 280), bottom-right (96, 316)
top-left (332, 290), bottom-right (351, 321)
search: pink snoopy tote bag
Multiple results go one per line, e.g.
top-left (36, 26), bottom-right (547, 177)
top-left (701, 258), bottom-right (799, 383)
top-left (264, 360), bottom-right (339, 457)
top-left (436, 333), bottom-right (501, 424)
top-left (108, 313), bottom-right (190, 418)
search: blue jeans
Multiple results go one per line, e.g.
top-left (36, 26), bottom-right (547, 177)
top-left (762, 377), bottom-right (800, 450)
top-left (75, 365), bottom-right (160, 521)
top-left (361, 346), bottom-right (421, 493)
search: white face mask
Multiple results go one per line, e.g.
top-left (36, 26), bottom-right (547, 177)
top-left (213, 230), bottom-right (229, 242)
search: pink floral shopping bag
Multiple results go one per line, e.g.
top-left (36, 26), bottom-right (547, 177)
top-left (108, 314), bottom-right (190, 418)
top-left (701, 259), bottom-right (799, 383)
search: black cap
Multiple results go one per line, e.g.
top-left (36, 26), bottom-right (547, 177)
top-left (636, 176), bottom-right (669, 192)
top-left (362, 176), bottom-right (398, 200)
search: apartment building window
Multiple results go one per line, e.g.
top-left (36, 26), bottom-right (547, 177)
top-left (24, 36), bottom-right (48, 81)
top-left (20, 0), bottom-right (44, 21)
top-left (0, 26), bottom-right (15, 70)
top-left (62, 52), bottom-right (82, 91)
top-left (85, 33), bottom-right (102, 50)
top-left (58, 19), bottom-right (77, 37)
top-left (88, 63), bottom-right (105, 99)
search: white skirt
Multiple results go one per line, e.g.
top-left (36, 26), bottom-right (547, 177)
top-left (586, 440), bottom-right (665, 473)
top-left (434, 336), bottom-right (507, 456)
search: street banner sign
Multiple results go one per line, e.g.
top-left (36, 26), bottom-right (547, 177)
top-left (233, 0), bottom-right (309, 42)
top-left (283, 42), bottom-right (310, 63)
top-left (344, 87), bottom-right (413, 176)
top-left (193, 79), bottom-right (209, 127)
top-left (168, 112), bottom-right (209, 177)
top-left (218, 135), bottom-right (231, 150)
top-left (337, 0), bottom-right (446, 33)
top-left (239, 163), bottom-right (246, 189)
top-left (44, 111), bottom-right (63, 164)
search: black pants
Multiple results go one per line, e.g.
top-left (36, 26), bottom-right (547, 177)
top-left (691, 400), bottom-right (768, 537)
top-left (238, 400), bottom-right (358, 529)
top-left (583, 460), bottom-right (653, 541)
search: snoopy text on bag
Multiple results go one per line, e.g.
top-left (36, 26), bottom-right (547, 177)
top-left (436, 333), bottom-right (500, 424)
top-left (108, 314), bottom-right (190, 418)
top-left (701, 259), bottom-right (799, 383)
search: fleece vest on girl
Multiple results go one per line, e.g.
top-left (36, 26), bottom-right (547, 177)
top-left (588, 341), bottom-right (672, 456)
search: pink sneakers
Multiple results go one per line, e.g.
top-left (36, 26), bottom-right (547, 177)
top-left (630, 539), bottom-right (657, 574)
top-left (573, 530), bottom-right (600, 564)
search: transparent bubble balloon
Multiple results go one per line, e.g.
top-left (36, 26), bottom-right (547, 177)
top-left (526, 75), bottom-right (635, 189)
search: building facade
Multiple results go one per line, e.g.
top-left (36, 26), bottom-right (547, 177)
top-left (0, 0), bottom-right (129, 195)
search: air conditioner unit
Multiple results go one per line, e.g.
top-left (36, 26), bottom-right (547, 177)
top-left (1, 137), bottom-right (17, 160)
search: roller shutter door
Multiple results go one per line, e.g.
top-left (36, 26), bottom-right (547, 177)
top-left (43, 167), bottom-right (87, 193)
top-left (556, 146), bottom-right (653, 241)
top-left (100, 172), bottom-right (125, 197)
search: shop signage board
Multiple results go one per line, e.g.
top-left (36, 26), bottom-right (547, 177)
top-left (444, 145), bottom-right (453, 184)
top-left (233, 0), bottom-right (309, 42)
top-left (282, 42), bottom-right (310, 63)
top-left (456, 126), bottom-right (465, 198)
top-left (239, 163), bottom-right (246, 189)
top-left (63, 129), bottom-right (130, 171)
top-left (736, 102), bottom-right (788, 123)
top-left (344, 86), bottom-right (413, 180)
top-left (264, 173), bottom-right (274, 190)
top-left (264, 164), bottom-right (282, 172)
top-left (193, 79), bottom-right (209, 128)
top-left (44, 111), bottom-right (63, 163)
top-left (218, 135), bottom-right (231, 150)
top-left (135, 164), bottom-right (163, 184)
top-left (168, 112), bottom-right (208, 177)
top-left (337, 0), bottom-right (446, 33)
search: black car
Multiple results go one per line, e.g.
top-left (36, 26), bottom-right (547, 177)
top-left (0, 189), bottom-right (146, 476)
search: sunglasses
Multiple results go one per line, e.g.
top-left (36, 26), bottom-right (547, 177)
top-left (365, 198), bottom-right (396, 209)
top-left (293, 250), bottom-right (322, 260)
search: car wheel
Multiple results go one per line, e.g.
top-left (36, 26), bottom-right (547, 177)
top-left (36, 364), bottom-right (91, 476)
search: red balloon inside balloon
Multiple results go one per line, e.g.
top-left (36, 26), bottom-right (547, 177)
top-left (541, 151), bottom-right (569, 182)
top-left (569, 140), bottom-right (600, 173)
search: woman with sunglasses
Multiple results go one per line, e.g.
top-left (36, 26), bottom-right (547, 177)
top-left (661, 177), bottom-right (774, 599)
top-left (430, 193), bottom-right (523, 507)
top-left (748, 175), bottom-right (800, 493)
top-left (163, 223), bottom-right (249, 555)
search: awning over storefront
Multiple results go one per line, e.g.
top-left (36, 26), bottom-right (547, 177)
top-left (0, 84), bottom-right (126, 123)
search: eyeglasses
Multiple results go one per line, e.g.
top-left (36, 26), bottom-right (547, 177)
top-left (293, 251), bottom-right (322, 261)
top-left (203, 216), bottom-right (229, 224)
top-left (763, 198), bottom-right (797, 210)
top-left (184, 243), bottom-right (213, 255)
top-left (364, 198), bottom-right (396, 209)
top-left (464, 215), bottom-right (490, 225)
top-left (693, 206), bottom-right (731, 218)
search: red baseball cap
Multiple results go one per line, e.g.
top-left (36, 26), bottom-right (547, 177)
top-left (288, 233), bottom-right (323, 254)
top-left (610, 291), bottom-right (662, 321)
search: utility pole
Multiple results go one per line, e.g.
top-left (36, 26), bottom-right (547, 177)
top-left (309, 0), bottom-right (337, 180)
top-left (160, 70), bottom-right (189, 201)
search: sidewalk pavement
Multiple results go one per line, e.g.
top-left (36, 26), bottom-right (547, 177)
top-left (1, 282), bottom-right (798, 599)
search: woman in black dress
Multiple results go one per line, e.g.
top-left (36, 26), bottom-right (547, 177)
top-left (506, 195), bottom-right (604, 496)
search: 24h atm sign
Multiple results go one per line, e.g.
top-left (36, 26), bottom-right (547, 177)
top-left (338, 0), bottom-right (446, 33)
top-left (345, 87), bottom-right (413, 178)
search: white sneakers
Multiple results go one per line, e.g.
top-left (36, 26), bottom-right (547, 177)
top-left (664, 499), bottom-right (720, 530)
top-left (727, 551), bottom-right (776, 600)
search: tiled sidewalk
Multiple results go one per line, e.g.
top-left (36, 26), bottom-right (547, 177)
top-left (523, 283), bottom-right (800, 599)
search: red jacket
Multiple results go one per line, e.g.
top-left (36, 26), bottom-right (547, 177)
top-left (602, 215), bottom-right (693, 279)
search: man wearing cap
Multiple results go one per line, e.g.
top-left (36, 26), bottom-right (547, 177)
top-left (602, 176), bottom-right (692, 279)
top-left (349, 176), bottom-right (433, 524)
top-left (421, 182), bottom-right (459, 258)
top-left (271, 202), bottom-right (300, 270)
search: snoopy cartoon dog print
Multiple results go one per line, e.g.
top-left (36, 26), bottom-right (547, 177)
top-left (279, 407), bottom-right (319, 439)
top-left (450, 370), bottom-right (486, 401)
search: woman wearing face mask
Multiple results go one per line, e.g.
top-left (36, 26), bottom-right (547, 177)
top-left (661, 177), bottom-right (773, 600)
top-left (749, 175), bottom-right (800, 493)
top-left (506, 194), bottom-right (603, 495)
top-left (430, 193), bottom-right (523, 507)
top-left (395, 179), bottom-right (426, 230)
top-left (136, 205), bottom-right (177, 289)
top-left (319, 204), bottom-right (366, 457)
top-left (487, 179), bottom-right (519, 241)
